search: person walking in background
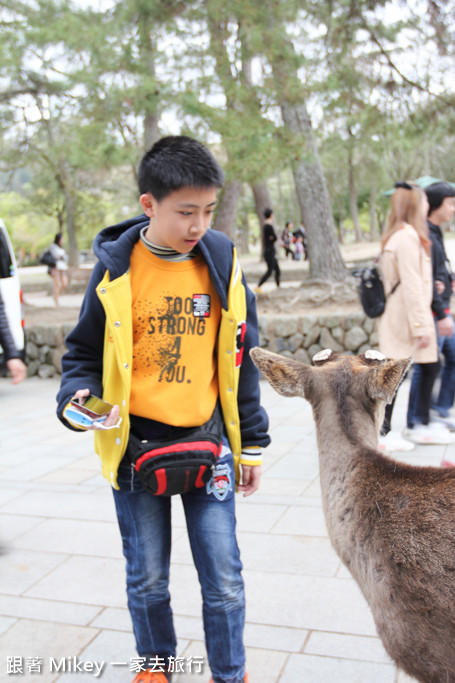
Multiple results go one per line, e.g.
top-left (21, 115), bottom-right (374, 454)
top-left (293, 221), bottom-right (308, 260)
top-left (280, 221), bottom-right (294, 259)
top-left (294, 236), bottom-right (304, 261)
top-left (49, 232), bottom-right (69, 306)
top-left (256, 208), bottom-right (280, 293)
top-left (0, 289), bottom-right (26, 384)
top-left (378, 182), bottom-right (454, 451)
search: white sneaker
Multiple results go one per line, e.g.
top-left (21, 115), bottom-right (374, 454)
top-left (378, 431), bottom-right (415, 453)
top-left (430, 421), bottom-right (455, 430)
top-left (430, 414), bottom-right (455, 431)
top-left (403, 424), bottom-right (455, 445)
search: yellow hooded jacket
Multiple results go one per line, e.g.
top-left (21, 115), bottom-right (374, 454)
top-left (57, 217), bottom-right (270, 489)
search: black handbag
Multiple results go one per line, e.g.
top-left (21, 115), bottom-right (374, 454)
top-left (358, 264), bottom-right (400, 319)
top-left (39, 249), bottom-right (57, 268)
top-left (126, 408), bottom-right (223, 496)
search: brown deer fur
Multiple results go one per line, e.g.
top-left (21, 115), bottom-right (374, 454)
top-left (251, 347), bottom-right (455, 683)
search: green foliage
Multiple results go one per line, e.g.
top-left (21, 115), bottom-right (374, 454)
top-left (1, 0), bottom-right (455, 256)
top-left (0, 191), bottom-right (57, 253)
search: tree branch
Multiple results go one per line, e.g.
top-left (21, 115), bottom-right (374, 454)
top-left (0, 87), bottom-right (39, 102)
top-left (360, 15), bottom-right (454, 108)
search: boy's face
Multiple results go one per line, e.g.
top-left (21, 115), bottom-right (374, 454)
top-left (140, 187), bottom-right (217, 253)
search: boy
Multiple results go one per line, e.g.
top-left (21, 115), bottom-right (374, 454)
top-left (57, 135), bottom-right (270, 683)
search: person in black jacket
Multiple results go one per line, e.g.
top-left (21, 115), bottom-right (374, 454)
top-left (0, 290), bottom-right (26, 384)
top-left (407, 181), bottom-right (455, 440)
top-left (256, 208), bottom-right (280, 291)
top-left (427, 183), bottom-right (455, 420)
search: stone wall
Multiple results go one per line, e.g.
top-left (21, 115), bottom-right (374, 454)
top-left (258, 312), bottom-right (379, 364)
top-left (25, 324), bottom-right (75, 378)
top-left (24, 311), bottom-right (378, 377)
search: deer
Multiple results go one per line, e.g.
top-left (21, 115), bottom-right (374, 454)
top-left (250, 346), bottom-right (455, 683)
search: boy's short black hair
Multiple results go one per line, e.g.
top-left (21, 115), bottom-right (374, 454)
top-left (425, 181), bottom-right (455, 214)
top-left (138, 135), bottom-right (224, 201)
top-left (264, 208), bottom-right (273, 219)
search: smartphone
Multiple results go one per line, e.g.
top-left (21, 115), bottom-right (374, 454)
top-left (63, 394), bottom-right (114, 428)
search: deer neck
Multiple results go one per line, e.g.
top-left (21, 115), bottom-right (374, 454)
top-left (312, 394), bottom-right (380, 469)
top-left (310, 395), bottom-right (381, 561)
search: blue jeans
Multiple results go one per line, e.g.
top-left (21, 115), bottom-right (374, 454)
top-left (434, 329), bottom-right (455, 415)
top-left (407, 364), bottom-right (421, 428)
top-left (112, 442), bottom-right (246, 683)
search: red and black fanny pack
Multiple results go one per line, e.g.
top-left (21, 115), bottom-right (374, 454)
top-left (126, 409), bottom-right (223, 496)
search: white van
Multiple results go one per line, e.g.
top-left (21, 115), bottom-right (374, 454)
top-left (0, 219), bottom-right (25, 358)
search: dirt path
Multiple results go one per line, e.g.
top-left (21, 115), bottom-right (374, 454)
top-left (23, 240), bottom-right (379, 326)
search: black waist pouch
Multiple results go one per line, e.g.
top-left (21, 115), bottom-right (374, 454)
top-left (126, 408), bottom-right (223, 496)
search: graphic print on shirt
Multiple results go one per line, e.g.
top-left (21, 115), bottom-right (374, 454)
top-left (193, 294), bottom-right (211, 317)
top-left (133, 293), bottom-right (211, 385)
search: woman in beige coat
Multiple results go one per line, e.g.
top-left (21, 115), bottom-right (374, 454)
top-left (378, 182), bottom-right (452, 449)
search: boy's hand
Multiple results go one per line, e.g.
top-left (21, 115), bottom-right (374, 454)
top-left (238, 465), bottom-right (262, 497)
top-left (72, 389), bottom-right (121, 430)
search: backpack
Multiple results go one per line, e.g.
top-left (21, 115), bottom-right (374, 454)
top-left (358, 264), bottom-right (400, 319)
top-left (39, 249), bottom-right (57, 268)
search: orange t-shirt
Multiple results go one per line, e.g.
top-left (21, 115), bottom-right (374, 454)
top-left (129, 241), bottom-right (221, 426)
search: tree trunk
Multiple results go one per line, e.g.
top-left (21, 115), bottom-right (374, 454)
top-left (369, 185), bottom-right (379, 241)
top-left (252, 182), bottom-right (273, 224)
top-left (257, 14), bottom-right (346, 281)
top-left (63, 185), bottom-right (79, 267)
top-left (238, 214), bottom-right (250, 254)
top-left (138, 15), bottom-right (160, 151)
top-left (280, 100), bottom-right (346, 281)
top-left (57, 206), bottom-right (64, 233)
top-left (348, 148), bottom-right (362, 242)
top-left (212, 180), bottom-right (243, 239)
top-left (335, 216), bottom-right (344, 245)
top-left (252, 182), bottom-right (273, 258)
top-left (57, 161), bottom-right (79, 267)
top-left (144, 112), bottom-right (160, 151)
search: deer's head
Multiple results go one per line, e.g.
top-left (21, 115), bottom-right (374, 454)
top-left (250, 347), bottom-right (412, 418)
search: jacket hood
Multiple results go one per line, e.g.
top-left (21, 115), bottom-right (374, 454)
top-left (93, 214), bottom-right (149, 278)
top-left (92, 213), bottom-right (232, 310)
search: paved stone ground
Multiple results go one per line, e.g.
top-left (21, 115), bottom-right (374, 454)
top-left (4, 238), bottom-right (455, 681)
top-left (1, 371), bottom-right (452, 682)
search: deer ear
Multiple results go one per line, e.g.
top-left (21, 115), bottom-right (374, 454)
top-left (250, 347), bottom-right (312, 398)
top-left (368, 357), bottom-right (413, 403)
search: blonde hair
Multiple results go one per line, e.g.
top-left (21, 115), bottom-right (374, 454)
top-left (381, 184), bottom-right (430, 253)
